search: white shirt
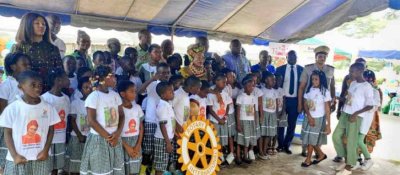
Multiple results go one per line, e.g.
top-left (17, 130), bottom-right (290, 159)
top-left (142, 63), bottom-right (157, 74)
top-left (240, 86), bottom-right (263, 112)
top-left (70, 98), bottom-right (89, 136)
top-left (360, 88), bottom-right (381, 134)
top-left (304, 88), bottom-right (331, 118)
top-left (155, 99), bottom-right (175, 139)
top-left (0, 76), bottom-right (22, 105)
top-left (343, 81), bottom-right (374, 118)
top-left (172, 87), bottom-right (190, 126)
top-left (69, 75), bottom-right (78, 90)
top-left (236, 92), bottom-right (257, 120)
top-left (85, 90), bottom-right (122, 135)
top-left (41, 92), bottom-right (70, 143)
top-left (0, 97), bottom-right (60, 161)
top-left (54, 38), bottom-right (66, 58)
top-left (144, 81), bottom-right (160, 123)
top-left (276, 88), bottom-right (284, 111)
top-left (207, 91), bottom-right (232, 123)
top-left (122, 102), bottom-right (144, 137)
top-left (262, 87), bottom-right (278, 113)
top-left (283, 65), bottom-right (298, 97)
top-left (190, 94), bottom-right (207, 118)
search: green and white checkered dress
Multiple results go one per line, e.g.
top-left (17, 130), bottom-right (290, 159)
top-left (4, 159), bottom-right (51, 175)
top-left (212, 121), bottom-right (229, 146)
top-left (154, 137), bottom-right (172, 171)
top-left (50, 143), bottom-right (65, 170)
top-left (236, 120), bottom-right (257, 147)
top-left (65, 136), bottom-right (85, 173)
top-left (261, 112), bottom-right (277, 137)
top-left (122, 136), bottom-right (141, 175)
top-left (0, 127), bottom-right (7, 169)
top-left (255, 112), bottom-right (261, 139)
top-left (227, 114), bottom-right (236, 137)
top-left (301, 116), bottom-right (327, 146)
top-left (80, 134), bottom-right (125, 175)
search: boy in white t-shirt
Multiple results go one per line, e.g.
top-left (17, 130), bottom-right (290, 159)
top-left (190, 80), bottom-right (210, 119)
top-left (153, 82), bottom-right (176, 175)
top-left (0, 70), bottom-right (60, 175)
top-left (333, 63), bottom-right (374, 175)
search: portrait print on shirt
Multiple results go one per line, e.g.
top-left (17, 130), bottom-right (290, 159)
top-left (54, 109), bottom-right (67, 130)
top-left (22, 120), bottom-right (42, 145)
top-left (125, 119), bottom-right (137, 134)
top-left (104, 107), bottom-right (119, 128)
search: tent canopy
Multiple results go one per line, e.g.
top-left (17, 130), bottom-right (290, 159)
top-left (0, 0), bottom-right (395, 45)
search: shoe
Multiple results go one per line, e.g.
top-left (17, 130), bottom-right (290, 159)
top-left (335, 163), bottom-right (346, 171)
top-left (361, 159), bottom-right (374, 171)
top-left (336, 169), bottom-right (352, 175)
top-left (258, 154), bottom-right (270, 160)
top-left (284, 148), bottom-right (292, 155)
top-left (235, 159), bottom-right (242, 165)
top-left (277, 147), bottom-right (284, 152)
top-left (242, 158), bottom-right (252, 164)
top-left (248, 150), bottom-right (256, 160)
top-left (351, 162), bottom-right (361, 171)
top-left (221, 161), bottom-right (229, 168)
top-left (226, 153), bottom-right (235, 165)
top-left (301, 161), bottom-right (312, 167)
top-left (333, 156), bottom-right (343, 163)
top-left (312, 154), bottom-right (327, 165)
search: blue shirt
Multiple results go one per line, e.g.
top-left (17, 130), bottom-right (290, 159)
top-left (223, 52), bottom-right (251, 82)
top-left (251, 64), bottom-right (276, 74)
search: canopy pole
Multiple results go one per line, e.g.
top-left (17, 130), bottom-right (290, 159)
top-left (171, 27), bottom-right (175, 42)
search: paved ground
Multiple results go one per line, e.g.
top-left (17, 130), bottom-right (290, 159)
top-left (219, 113), bottom-right (400, 175)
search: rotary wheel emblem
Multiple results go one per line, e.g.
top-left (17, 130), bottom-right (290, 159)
top-left (177, 116), bottom-right (222, 175)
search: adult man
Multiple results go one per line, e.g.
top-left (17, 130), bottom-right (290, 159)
top-left (46, 15), bottom-right (66, 57)
top-left (275, 50), bottom-right (304, 154)
top-left (135, 29), bottom-right (152, 69)
top-left (107, 38), bottom-right (122, 72)
top-left (223, 39), bottom-right (251, 82)
top-left (251, 50), bottom-right (276, 73)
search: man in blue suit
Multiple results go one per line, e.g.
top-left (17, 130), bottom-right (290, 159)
top-left (275, 50), bottom-right (304, 154)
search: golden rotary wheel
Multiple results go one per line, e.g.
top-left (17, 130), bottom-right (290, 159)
top-left (177, 116), bottom-right (222, 175)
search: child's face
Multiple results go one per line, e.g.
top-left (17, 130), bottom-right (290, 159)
top-left (350, 67), bottom-right (363, 80)
top-left (63, 58), bottom-right (77, 74)
top-left (58, 74), bottom-right (70, 89)
top-left (33, 17), bottom-right (46, 36)
top-left (158, 67), bottom-right (171, 81)
top-left (215, 77), bottom-right (227, 89)
top-left (198, 88), bottom-right (209, 98)
top-left (311, 75), bottom-right (320, 88)
top-left (150, 48), bottom-right (162, 62)
top-left (76, 59), bottom-right (85, 71)
top-left (80, 81), bottom-right (92, 97)
top-left (19, 78), bottom-right (43, 98)
top-left (226, 72), bottom-right (236, 85)
top-left (252, 76), bottom-right (258, 87)
top-left (188, 84), bottom-right (201, 95)
top-left (12, 57), bottom-right (31, 74)
top-left (121, 60), bottom-right (133, 72)
top-left (104, 74), bottom-right (116, 88)
top-left (122, 85), bottom-right (137, 102)
top-left (162, 85), bottom-right (175, 101)
top-left (173, 79), bottom-right (183, 91)
top-left (266, 76), bottom-right (276, 87)
top-left (244, 80), bottom-right (255, 94)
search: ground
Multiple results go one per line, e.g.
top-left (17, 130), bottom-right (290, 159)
top-left (219, 113), bottom-right (400, 175)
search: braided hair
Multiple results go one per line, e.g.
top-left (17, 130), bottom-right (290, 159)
top-left (90, 65), bottom-right (112, 89)
top-left (306, 70), bottom-right (328, 96)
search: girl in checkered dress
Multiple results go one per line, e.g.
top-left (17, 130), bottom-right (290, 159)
top-left (80, 66), bottom-right (125, 175)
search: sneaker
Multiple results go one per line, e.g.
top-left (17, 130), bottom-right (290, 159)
top-left (361, 159), bottom-right (374, 171)
top-left (336, 169), bottom-right (352, 175)
top-left (248, 150), bottom-right (256, 160)
top-left (333, 156), bottom-right (343, 163)
top-left (335, 163), bottom-right (346, 171)
top-left (351, 162), bottom-right (361, 170)
top-left (226, 153), bottom-right (235, 164)
top-left (242, 158), bottom-right (252, 164)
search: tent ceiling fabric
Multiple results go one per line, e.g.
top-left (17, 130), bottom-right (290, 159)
top-left (0, 0), bottom-right (390, 44)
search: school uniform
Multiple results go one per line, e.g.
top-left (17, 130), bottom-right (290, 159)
top-left (80, 90), bottom-right (125, 175)
top-left (154, 99), bottom-right (175, 171)
top-left (172, 87), bottom-right (190, 163)
top-left (122, 102), bottom-right (144, 175)
top-left (0, 76), bottom-right (22, 168)
top-left (138, 63), bottom-right (156, 83)
top-left (235, 92), bottom-right (257, 147)
top-left (0, 96), bottom-right (60, 175)
top-left (276, 88), bottom-right (287, 127)
top-left (189, 94), bottom-right (207, 119)
top-left (333, 81), bottom-right (374, 167)
top-left (302, 88), bottom-right (331, 146)
top-left (223, 85), bottom-right (240, 138)
top-left (65, 97), bottom-right (89, 173)
top-left (42, 92), bottom-right (71, 170)
top-left (207, 91), bottom-right (232, 146)
top-left (250, 86), bottom-right (263, 139)
top-left (142, 80), bottom-right (160, 155)
top-left (261, 87), bottom-right (278, 137)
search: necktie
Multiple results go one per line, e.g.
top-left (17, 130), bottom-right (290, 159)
top-left (289, 65), bottom-right (294, 95)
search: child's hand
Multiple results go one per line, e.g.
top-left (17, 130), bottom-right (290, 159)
top-left (324, 126), bottom-right (331, 135)
top-left (308, 117), bottom-right (315, 127)
top-left (126, 147), bottom-right (136, 158)
top-left (218, 118), bottom-right (225, 125)
top-left (166, 142), bottom-right (173, 153)
top-left (78, 135), bottom-right (87, 143)
top-left (13, 154), bottom-right (27, 164)
top-left (132, 145), bottom-right (141, 158)
top-left (236, 125), bottom-right (242, 133)
top-left (36, 150), bottom-right (49, 161)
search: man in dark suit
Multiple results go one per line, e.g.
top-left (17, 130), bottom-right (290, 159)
top-left (275, 50), bottom-right (304, 154)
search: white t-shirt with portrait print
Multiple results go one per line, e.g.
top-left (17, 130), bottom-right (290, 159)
top-left (0, 76), bottom-right (22, 104)
top-left (0, 97), bottom-right (60, 161)
top-left (155, 99), bottom-right (175, 140)
top-left (41, 92), bottom-right (70, 144)
top-left (207, 91), bottom-right (233, 123)
top-left (122, 102), bottom-right (144, 137)
top-left (236, 92), bottom-right (257, 121)
top-left (172, 87), bottom-right (190, 126)
top-left (343, 81), bottom-right (374, 118)
top-left (276, 87), bottom-right (284, 112)
top-left (261, 87), bottom-right (278, 113)
top-left (85, 90), bottom-right (122, 135)
top-left (304, 88), bottom-right (331, 118)
top-left (70, 98), bottom-right (90, 136)
top-left (190, 94), bottom-right (208, 119)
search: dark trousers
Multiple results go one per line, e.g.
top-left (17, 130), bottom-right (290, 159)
top-left (278, 97), bottom-right (299, 149)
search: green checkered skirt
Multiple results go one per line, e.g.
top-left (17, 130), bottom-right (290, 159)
top-left (236, 120), bottom-right (257, 147)
top-left (122, 136), bottom-right (141, 175)
top-left (4, 159), bottom-right (50, 175)
top-left (261, 112), bottom-right (277, 137)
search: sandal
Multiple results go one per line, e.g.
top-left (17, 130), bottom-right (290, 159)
top-left (301, 161), bottom-right (313, 167)
top-left (312, 154), bottom-right (327, 165)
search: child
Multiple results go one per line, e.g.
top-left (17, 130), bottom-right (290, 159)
top-left (63, 55), bottom-right (78, 90)
top-left (117, 80), bottom-right (144, 175)
top-left (207, 73), bottom-right (233, 164)
top-left (235, 75), bottom-right (257, 165)
top-left (80, 65), bottom-right (125, 174)
top-left (167, 53), bottom-right (182, 75)
top-left (0, 52), bottom-right (30, 172)
top-left (169, 74), bottom-right (184, 91)
top-left (333, 63), bottom-right (374, 175)
top-left (137, 63), bottom-right (170, 174)
top-left (92, 51), bottom-right (105, 69)
top-left (154, 82), bottom-right (175, 175)
top-left (275, 74), bottom-right (287, 151)
top-left (72, 67), bottom-right (93, 101)
top-left (0, 70), bottom-right (60, 175)
top-left (261, 71), bottom-right (278, 156)
top-left (301, 70), bottom-right (331, 167)
top-left (66, 77), bottom-right (92, 174)
top-left (139, 44), bottom-right (162, 83)
top-left (249, 72), bottom-right (265, 160)
top-left (190, 80), bottom-right (210, 119)
top-left (116, 56), bottom-right (143, 91)
top-left (41, 68), bottom-right (71, 175)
